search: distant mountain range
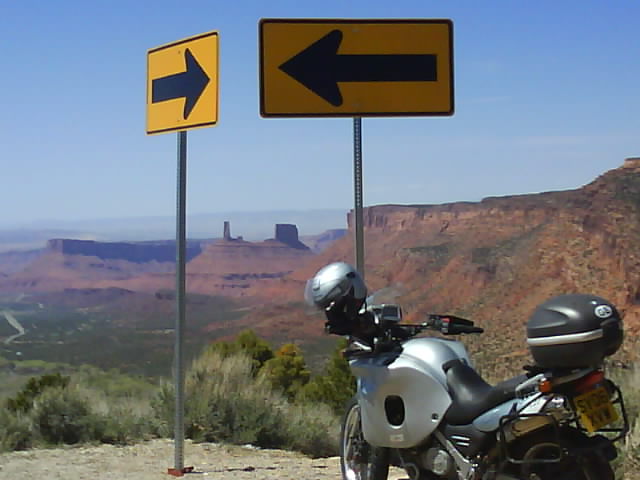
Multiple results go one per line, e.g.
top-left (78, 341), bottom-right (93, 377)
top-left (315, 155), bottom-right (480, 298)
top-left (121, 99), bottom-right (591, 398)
top-left (0, 220), bottom-right (349, 297)
top-left (4, 160), bottom-right (640, 377)
top-left (0, 209), bottom-right (348, 253)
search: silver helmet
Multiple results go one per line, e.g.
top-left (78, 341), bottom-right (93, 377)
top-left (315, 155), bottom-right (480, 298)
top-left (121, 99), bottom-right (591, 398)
top-left (304, 262), bottom-right (367, 311)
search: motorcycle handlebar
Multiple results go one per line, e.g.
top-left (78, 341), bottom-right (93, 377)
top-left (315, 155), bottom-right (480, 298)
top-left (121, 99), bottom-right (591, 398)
top-left (323, 309), bottom-right (483, 341)
top-left (455, 325), bottom-right (485, 334)
top-left (426, 314), bottom-right (484, 335)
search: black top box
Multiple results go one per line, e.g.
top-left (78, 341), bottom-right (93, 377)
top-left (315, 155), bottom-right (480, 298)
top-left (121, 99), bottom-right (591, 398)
top-left (526, 294), bottom-right (623, 369)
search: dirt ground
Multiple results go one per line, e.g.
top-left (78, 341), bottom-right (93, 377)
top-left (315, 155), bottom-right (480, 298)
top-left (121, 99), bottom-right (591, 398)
top-left (0, 439), bottom-right (408, 480)
top-left (1, 440), bottom-right (633, 479)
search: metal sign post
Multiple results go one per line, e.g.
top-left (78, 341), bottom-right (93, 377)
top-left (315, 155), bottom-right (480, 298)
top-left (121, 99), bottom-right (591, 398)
top-left (353, 118), bottom-right (365, 277)
top-left (173, 130), bottom-right (187, 474)
top-left (146, 30), bottom-right (219, 477)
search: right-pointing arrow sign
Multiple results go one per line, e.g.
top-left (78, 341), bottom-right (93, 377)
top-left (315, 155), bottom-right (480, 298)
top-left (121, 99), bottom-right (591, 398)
top-left (152, 48), bottom-right (210, 120)
top-left (279, 29), bottom-right (438, 107)
top-left (146, 30), bottom-right (219, 135)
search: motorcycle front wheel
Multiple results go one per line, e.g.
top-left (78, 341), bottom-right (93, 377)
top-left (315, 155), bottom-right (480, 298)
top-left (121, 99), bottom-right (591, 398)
top-left (340, 397), bottom-right (390, 480)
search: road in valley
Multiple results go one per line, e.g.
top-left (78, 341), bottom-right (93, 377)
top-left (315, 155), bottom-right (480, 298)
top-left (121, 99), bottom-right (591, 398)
top-left (3, 310), bottom-right (26, 344)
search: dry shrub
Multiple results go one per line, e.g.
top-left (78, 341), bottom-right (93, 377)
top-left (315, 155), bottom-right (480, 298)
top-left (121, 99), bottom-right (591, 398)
top-left (617, 367), bottom-right (640, 479)
top-left (30, 386), bottom-right (97, 445)
top-left (82, 383), bottom-right (161, 445)
top-left (621, 418), bottom-right (640, 480)
top-left (153, 350), bottom-right (339, 456)
top-left (607, 365), bottom-right (640, 479)
top-left (0, 408), bottom-right (33, 451)
top-left (283, 401), bottom-right (339, 457)
top-left (1, 373), bottom-right (160, 451)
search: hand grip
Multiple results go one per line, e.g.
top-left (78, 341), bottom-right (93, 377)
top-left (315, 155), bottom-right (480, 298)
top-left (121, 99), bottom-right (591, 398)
top-left (426, 314), bottom-right (483, 335)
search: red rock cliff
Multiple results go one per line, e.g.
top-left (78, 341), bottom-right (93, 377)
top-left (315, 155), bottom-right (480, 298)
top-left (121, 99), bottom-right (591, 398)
top-left (244, 159), bottom-right (640, 372)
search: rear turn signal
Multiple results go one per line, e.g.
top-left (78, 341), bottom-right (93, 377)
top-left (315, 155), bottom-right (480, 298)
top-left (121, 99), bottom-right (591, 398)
top-left (575, 370), bottom-right (605, 394)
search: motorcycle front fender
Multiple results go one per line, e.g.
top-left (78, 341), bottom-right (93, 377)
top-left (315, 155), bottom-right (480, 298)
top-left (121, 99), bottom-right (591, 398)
top-left (352, 352), bottom-right (452, 448)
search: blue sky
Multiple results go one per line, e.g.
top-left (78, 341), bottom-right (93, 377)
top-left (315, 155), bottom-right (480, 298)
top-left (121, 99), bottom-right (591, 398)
top-left (1, 1), bottom-right (639, 229)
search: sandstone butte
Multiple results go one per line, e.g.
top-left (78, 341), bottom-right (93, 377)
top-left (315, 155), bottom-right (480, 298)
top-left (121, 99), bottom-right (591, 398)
top-left (0, 223), bottom-right (314, 298)
top-left (2, 159), bottom-right (640, 372)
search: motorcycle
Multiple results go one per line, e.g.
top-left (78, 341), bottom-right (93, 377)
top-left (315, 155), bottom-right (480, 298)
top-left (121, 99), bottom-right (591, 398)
top-left (304, 262), bottom-right (628, 480)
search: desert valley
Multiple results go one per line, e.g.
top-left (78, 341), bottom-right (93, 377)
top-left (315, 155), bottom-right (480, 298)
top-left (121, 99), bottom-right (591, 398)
top-left (2, 158), bottom-right (640, 378)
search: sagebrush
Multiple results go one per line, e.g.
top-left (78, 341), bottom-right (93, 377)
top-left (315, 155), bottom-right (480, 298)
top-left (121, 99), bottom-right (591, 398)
top-left (152, 350), bottom-right (338, 457)
top-left (1, 330), bottom-right (638, 476)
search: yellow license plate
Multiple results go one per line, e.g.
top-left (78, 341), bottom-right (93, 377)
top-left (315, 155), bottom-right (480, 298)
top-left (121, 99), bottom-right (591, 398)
top-left (574, 386), bottom-right (619, 432)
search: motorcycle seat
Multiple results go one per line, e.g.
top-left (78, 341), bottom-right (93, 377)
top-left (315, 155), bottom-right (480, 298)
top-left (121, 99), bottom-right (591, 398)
top-left (442, 359), bottom-right (527, 425)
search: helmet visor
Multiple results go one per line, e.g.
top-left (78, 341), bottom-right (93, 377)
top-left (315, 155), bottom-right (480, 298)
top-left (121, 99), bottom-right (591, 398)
top-left (303, 278), bottom-right (316, 308)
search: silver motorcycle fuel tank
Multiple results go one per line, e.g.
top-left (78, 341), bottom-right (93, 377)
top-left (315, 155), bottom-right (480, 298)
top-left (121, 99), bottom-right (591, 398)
top-left (350, 337), bottom-right (471, 448)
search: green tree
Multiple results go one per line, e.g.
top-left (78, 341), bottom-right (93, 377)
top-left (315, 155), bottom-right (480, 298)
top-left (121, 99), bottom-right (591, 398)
top-left (261, 343), bottom-right (310, 401)
top-left (6, 373), bottom-right (70, 413)
top-left (207, 329), bottom-right (274, 373)
top-left (298, 339), bottom-right (356, 414)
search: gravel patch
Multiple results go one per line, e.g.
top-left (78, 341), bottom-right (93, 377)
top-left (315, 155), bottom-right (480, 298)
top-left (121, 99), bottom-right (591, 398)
top-left (0, 439), bottom-right (408, 480)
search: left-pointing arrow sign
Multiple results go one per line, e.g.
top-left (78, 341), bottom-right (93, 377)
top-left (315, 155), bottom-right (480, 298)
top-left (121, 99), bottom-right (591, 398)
top-left (279, 29), bottom-right (437, 107)
top-left (152, 48), bottom-right (210, 120)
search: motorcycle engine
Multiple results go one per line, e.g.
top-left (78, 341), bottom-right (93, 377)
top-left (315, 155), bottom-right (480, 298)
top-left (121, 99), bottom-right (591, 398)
top-left (421, 448), bottom-right (455, 477)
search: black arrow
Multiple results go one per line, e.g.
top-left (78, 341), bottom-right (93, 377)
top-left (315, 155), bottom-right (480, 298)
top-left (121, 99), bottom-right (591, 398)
top-left (279, 29), bottom-right (437, 107)
top-left (152, 48), bottom-right (210, 119)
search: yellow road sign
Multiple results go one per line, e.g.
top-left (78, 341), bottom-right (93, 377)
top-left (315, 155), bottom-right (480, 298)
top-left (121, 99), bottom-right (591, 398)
top-left (259, 19), bottom-right (453, 118)
top-left (146, 31), bottom-right (219, 135)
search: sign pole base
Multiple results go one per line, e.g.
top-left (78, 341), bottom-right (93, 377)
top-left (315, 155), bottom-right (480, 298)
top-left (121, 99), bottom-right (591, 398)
top-left (168, 466), bottom-right (194, 477)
